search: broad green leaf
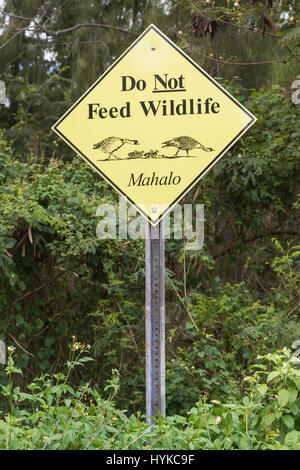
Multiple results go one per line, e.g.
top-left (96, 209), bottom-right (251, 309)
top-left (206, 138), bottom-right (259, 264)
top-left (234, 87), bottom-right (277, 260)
top-left (267, 371), bottom-right (280, 383)
top-left (278, 389), bottom-right (289, 407)
top-left (282, 415), bottom-right (294, 429)
top-left (289, 402), bottom-right (299, 415)
top-left (284, 430), bottom-right (300, 448)
top-left (263, 413), bottom-right (275, 426)
top-left (257, 384), bottom-right (268, 396)
top-left (288, 388), bottom-right (298, 404)
top-left (242, 396), bottom-right (250, 406)
top-left (18, 392), bottom-right (35, 402)
top-left (78, 356), bottom-right (94, 363)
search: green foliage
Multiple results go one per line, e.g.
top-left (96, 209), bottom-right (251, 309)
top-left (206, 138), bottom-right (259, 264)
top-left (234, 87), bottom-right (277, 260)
top-left (0, 81), bottom-right (299, 415)
top-left (1, 71), bottom-right (72, 157)
top-left (0, 347), bottom-right (299, 450)
top-left (0, 0), bottom-right (299, 445)
top-left (164, 237), bottom-right (299, 411)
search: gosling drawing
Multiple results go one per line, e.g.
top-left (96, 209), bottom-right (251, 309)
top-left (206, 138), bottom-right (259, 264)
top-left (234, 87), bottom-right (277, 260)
top-left (93, 135), bottom-right (214, 161)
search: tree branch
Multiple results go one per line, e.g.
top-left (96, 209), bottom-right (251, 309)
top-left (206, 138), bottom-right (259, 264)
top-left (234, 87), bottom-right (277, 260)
top-left (0, 27), bottom-right (28, 50)
top-left (10, 271), bottom-right (65, 308)
top-left (0, 9), bottom-right (35, 22)
top-left (46, 23), bottom-right (138, 37)
top-left (1, 10), bottom-right (137, 38)
top-left (190, 45), bottom-right (287, 66)
top-left (8, 333), bottom-right (34, 357)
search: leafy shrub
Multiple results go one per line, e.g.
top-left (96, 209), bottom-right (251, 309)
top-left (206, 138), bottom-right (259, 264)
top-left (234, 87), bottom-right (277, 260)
top-left (0, 84), bottom-right (299, 415)
top-left (0, 345), bottom-right (299, 450)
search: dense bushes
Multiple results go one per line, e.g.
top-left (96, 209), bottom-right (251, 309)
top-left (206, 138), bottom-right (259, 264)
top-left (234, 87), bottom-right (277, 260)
top-left (0, 345), bottom-right (299, 450)
top-left (1, 1), bottom-right (299, 451)
top-left (0, 85), bottom-right (299, 416)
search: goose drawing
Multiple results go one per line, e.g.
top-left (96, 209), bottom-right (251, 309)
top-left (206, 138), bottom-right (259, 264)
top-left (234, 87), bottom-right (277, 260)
top-left (161, 136), bottom-right (214, 157)
top-left (93, 136), bottom-right (139, 159)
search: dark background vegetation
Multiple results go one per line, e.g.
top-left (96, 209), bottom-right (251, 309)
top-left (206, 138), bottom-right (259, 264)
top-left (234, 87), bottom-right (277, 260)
top-left (0, 0), bottom-right (299, 417)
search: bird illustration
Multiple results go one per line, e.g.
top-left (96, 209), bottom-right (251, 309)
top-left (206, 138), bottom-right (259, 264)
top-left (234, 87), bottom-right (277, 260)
top-left (93, 137), bottom-right (139, 159)
top-left (161, 136), bottom-right (214, 157)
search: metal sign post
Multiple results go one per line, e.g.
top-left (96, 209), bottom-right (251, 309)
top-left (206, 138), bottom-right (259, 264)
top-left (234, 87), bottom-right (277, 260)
top-left (0, 340), bottom-right (6, 365)
top-left (145, 220), bottom-right (165, 425)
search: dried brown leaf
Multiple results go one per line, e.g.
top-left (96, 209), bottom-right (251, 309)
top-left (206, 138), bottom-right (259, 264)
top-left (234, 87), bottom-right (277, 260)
top-left (28, 226), bottom-right (33, 245)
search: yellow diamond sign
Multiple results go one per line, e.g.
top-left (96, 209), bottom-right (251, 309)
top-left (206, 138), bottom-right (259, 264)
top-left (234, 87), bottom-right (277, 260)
top-left (52, 24), bottom-right (256, 225)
